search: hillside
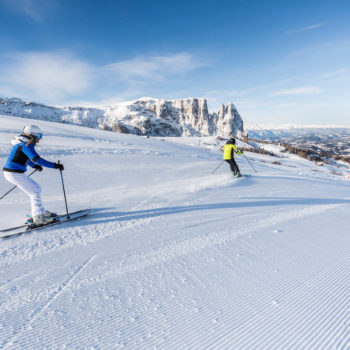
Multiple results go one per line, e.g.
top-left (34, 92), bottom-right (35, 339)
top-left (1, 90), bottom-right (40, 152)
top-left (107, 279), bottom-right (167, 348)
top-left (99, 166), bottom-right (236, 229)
top-left (0, 115), bottom-right (349, 349)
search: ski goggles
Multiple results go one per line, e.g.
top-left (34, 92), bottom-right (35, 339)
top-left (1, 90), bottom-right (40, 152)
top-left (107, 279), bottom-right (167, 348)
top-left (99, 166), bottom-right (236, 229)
top-left (36, 133), bottom-right (43, 140)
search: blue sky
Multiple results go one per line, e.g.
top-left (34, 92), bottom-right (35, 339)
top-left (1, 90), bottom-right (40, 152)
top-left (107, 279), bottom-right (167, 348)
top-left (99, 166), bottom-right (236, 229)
top-left (0, 0), bottom-right (349, 125)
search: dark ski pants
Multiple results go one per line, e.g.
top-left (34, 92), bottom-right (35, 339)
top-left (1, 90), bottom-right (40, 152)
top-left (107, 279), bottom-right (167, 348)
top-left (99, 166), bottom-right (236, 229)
top-left (225, 159), bottom-right (240, 175)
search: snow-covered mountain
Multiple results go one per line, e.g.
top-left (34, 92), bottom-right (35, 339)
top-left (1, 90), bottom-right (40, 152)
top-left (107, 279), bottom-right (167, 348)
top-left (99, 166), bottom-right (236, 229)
top-left (0, 97), bottom-right (244, 137)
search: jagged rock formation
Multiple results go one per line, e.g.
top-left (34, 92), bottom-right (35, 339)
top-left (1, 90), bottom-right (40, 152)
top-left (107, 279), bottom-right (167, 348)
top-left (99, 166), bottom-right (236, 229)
top-left (0, 97), bottom-right (244, 137)
top-left (214, 103), bottom-right (244, 137)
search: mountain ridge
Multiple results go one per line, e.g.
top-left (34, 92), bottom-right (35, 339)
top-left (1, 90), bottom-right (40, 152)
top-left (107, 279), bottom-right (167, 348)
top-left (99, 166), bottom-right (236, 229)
top-left (0, 96), bottom-right (244, 137)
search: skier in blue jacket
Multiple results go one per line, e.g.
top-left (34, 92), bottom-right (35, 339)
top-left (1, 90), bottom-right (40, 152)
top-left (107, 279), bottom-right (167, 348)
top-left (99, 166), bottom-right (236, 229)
top-left (3, 125), bottom-right (64, 225)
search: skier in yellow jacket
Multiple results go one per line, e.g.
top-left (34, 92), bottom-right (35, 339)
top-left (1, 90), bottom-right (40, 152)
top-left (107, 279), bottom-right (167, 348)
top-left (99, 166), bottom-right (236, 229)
top-left (223, 138), bottom-right (242, 177)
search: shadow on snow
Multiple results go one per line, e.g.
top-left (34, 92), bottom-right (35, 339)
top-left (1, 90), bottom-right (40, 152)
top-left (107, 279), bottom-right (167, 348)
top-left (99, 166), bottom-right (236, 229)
top-left (80, 197), bottom-right (350, 227)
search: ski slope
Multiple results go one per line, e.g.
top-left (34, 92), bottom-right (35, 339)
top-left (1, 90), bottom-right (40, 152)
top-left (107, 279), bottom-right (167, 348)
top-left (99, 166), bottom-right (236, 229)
top-left (0, 115), bottom-right (349, 349)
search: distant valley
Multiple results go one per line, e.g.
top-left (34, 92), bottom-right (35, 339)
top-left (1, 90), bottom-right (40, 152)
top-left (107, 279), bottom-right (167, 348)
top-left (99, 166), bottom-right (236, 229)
top-left (247, 127), bottom-right (350, 157)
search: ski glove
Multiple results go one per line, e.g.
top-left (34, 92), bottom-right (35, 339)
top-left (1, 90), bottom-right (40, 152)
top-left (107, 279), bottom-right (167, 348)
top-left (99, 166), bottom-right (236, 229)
top-left (237, 151), bottom-right (243, 155)
top-left (54, 163), bottom-right (64, 171)
top-left (34, 164), bottom-right (43, 171)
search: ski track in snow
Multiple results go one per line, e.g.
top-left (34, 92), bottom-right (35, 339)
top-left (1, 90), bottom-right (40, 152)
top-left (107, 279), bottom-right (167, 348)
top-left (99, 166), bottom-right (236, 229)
top-left (0, 115), bottom-right (349, 349)
top-left (0, 255), bottom-right (96, 350)
top-left (80, 202), bottom-right (345, 282)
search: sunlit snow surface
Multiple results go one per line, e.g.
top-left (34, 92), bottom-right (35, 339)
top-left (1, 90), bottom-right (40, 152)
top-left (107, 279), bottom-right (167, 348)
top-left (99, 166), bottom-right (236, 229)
top-left (0, 116), bottom-right (349, 349)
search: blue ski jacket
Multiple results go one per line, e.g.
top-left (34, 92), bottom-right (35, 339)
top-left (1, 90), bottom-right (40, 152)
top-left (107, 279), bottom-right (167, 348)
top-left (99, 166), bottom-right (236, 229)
top-left (3, 135), bottom-right (56, 173)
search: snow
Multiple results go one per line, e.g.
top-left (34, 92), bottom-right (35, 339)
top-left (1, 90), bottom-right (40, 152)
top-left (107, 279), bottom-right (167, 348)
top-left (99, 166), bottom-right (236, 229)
top-left (256, 143), bottom-right (284, 155)
top-left (0, 96), bottom-right (244, 137)
top-left (246, 123), bottom-right (350, 130)
top-left (0, 115), bottom-right (349, 349)
top-left (246, 125), bottom-right (350, 141)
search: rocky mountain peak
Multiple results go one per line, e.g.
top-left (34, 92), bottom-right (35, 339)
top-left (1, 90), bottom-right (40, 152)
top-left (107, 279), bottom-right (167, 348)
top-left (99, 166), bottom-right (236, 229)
top-left (0, 96), bottom-right (244, 137)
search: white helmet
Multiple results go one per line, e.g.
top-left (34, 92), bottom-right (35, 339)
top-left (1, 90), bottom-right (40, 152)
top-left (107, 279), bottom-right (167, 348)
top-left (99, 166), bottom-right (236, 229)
top-left (23, 125), bottom-right (42, 139)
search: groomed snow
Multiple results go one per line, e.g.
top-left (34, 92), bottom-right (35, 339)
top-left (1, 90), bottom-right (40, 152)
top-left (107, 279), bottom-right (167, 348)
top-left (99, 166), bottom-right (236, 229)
top-left (0, 115), bottom-right (349, 349)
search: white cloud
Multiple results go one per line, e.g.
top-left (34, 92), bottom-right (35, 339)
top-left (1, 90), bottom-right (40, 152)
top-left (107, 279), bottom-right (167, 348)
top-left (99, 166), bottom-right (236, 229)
top-left (104, 53), bottom-right (203, 81)
top-left (288, 23), bottom-right (325, 33)
top-left (0, 52), bottom-right (93, 101)
top-left (99, 86), bottom-right (148, 105)
top-left (322, 68), bottom-right (348, 79)
top-left (270, 87), bottom-right (323, 97)
top-left (0, 0), bottom-right (57, 21)
top-left (0, 51), bottom-right (205, 104)
top-left (301, 23), bottom-right (325, 31)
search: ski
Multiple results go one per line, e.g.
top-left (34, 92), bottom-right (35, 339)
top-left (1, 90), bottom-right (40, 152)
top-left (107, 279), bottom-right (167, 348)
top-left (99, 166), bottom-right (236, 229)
top-left (233, 174), bottom-right (249, 178)
top-left (0, 209), bottom-right (94, 239)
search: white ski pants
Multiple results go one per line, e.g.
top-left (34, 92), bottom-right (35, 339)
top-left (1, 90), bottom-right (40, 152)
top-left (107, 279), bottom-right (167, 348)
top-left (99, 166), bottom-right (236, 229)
top-left (3, 171), bottom-right (45, 217)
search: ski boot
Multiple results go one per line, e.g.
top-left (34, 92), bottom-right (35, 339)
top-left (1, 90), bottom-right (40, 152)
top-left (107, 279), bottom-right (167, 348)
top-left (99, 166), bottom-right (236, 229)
top-left (32, 211), bottom-right (57, 226)
top-left (42, 210), bottom-right (57, 219)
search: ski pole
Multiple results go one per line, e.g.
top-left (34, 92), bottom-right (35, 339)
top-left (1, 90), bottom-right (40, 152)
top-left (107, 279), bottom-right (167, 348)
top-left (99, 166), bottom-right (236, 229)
top-left (242, 152), bottom-right (257, 173)
top-left (0, 169), bottom-right (38, 200)
top-left (58, 161), bottom-right (70, 219)
top-left (211, 160), bottom-right (225, 174)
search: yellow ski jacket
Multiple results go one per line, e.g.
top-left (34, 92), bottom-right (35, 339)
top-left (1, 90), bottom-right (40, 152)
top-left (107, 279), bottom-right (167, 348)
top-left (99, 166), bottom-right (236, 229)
top-left (223, 143), bottom-right (239, 160)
